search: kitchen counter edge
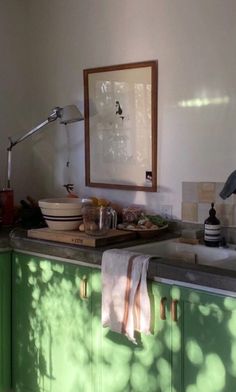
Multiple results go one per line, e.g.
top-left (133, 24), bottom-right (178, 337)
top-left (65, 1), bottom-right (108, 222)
top-left (4, 228), bottom-right (236, 296)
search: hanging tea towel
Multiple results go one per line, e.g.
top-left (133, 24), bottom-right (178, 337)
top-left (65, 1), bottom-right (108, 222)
top-left (101, 249), bottom-right (151, 343)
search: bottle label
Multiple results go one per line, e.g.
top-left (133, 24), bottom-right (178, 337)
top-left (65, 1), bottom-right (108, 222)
top-left (204, 224), bottom-right (221, 242)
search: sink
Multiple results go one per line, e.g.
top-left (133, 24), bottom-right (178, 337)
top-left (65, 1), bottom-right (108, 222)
top-left (127, 239), bottom-right (236, 270)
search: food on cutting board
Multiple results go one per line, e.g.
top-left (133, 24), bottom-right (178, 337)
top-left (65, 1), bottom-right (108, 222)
top-left (97, 198), bottom-right (110, 207)
top-left (78, 222), bottom-right (85, 232)
top-left (118, 209), bottom-right (167, 231)
top-left (86, 197), bottom-right (110, 207)
top-left (122, 206), bottom-right (142, 223)
top-left (145, 214), bottom-right (168, 227)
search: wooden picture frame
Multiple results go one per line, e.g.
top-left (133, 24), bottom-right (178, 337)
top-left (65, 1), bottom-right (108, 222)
top-left (83, 60), bottom-right (158, 192)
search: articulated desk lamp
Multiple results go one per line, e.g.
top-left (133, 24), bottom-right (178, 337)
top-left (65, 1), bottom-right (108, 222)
top-left (1, 105), bottom-right (84, 225)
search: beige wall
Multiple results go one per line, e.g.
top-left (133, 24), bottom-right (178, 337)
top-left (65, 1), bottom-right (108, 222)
top-left (0, 1), bottom-right (33, 199)
top-left (2, 0), bottom-right (236, 219)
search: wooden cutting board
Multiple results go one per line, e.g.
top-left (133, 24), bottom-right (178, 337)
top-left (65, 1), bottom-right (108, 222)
top-left (27, 227), bottom-right (136, 247)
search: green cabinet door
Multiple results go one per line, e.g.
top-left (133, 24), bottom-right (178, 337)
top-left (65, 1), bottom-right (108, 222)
top-left (178, 286), bottom-right (236, 392)
top-left (0, 250), bottom-right (11, 392)
top-left (12, 251), bottom-right (93, 392)
top-left (149, 282), bottom-right (236, 392)
top-left (91, 270), bottom-right (173, 392)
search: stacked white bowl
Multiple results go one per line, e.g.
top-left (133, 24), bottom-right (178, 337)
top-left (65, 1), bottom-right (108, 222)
top-left (38, 198), bottom-right (82, 230)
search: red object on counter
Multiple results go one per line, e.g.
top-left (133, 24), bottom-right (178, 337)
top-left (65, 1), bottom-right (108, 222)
top-left (0, 189), bottom-right (14, 226)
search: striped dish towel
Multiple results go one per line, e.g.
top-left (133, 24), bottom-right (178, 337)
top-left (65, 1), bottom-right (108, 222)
top-left (101, 249), bottom-right (151, 343)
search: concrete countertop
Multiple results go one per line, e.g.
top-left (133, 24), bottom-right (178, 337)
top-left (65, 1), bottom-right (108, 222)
top-left (3, 227), bottom-right (236, 296)
top-left (148, 257), bottom-right (236, 295)
top-left (9, 227), bottom-right (174, 266)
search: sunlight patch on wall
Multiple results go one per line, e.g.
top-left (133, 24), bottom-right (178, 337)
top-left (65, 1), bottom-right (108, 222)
top-left (178, 96), bottom-right (229, 108)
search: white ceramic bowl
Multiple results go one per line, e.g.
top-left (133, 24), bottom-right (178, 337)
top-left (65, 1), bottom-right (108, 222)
top-left (39, 198), bottom-right (82, 231)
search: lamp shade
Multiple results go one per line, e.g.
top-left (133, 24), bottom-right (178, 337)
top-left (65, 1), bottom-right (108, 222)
top-left (59, 105), bottom-right (84, 124)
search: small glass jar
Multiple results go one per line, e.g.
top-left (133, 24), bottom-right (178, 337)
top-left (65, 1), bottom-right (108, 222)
top-left (82, 206), bottom-right (112, 236)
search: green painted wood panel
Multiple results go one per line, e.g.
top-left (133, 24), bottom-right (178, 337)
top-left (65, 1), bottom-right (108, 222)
top-left (12, 252), bottom-right (93, 392)
top-left (0, 251), bottom-right (11, 392)
top-left (12, 251), bottom-right (236, 392)
top-left (91, 270), bottom-right (173, 392)
top-left (176, 285), bottom-right (236, 392)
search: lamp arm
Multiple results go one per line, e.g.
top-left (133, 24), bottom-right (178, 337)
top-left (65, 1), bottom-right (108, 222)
top-left (9, 113), bottom-right (63, 152)
top-left (7, 119), bottom-right (50, 151)
top-left (5, 105), bottom-right (83, 189)
top-left (7, 149), bottom-right (12, 189)
top-left (6, 108), bottom-right (60, 189)
top-left (6, 119), bottom-right (52, 189)
top-left (7, 107), bottom-right (61, 152)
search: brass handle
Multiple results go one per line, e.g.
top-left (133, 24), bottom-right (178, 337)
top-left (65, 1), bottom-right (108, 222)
top-left (171, 299), bottom-right (178, 322)
top-left (80, 275), bottom-right (88, 299)
top-left (160, 297), bottom-right (167, 320)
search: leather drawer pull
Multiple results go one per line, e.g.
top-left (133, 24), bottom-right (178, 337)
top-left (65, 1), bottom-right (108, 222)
top-left (80, 276), bottom-right (88, 299)
top-left (171, 299), bottom-right (178, 322)
top-left (160, 297), bottom-right (167, 320)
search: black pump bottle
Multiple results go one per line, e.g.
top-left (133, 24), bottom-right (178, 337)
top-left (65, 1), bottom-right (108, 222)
top-left (204, 202), bottom-right (221, 247)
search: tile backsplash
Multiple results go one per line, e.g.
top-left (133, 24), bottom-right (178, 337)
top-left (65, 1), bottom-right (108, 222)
top-left (182, 182), bottom-right (236, 227)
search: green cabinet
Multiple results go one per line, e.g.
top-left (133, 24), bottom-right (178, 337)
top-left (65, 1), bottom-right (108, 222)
top-left (94, 274), bottom-right (236, 392)
top-left (92, 270), bottom-right (177, 392)
top-left (151, 283), bottom-right (236, 392)
top-left (11, 251), bottom-right (236, 392)
top-left (0, 250), bottom-right (11, 392)
top-left (179, 285), bottom-right (236, 392)
top-left (12, 251), bottom-right (93, 392)
top-left (12, 254), bottom-right (176, 392)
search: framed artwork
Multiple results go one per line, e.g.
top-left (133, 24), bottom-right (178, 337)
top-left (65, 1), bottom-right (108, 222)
top-left (83, 60), bottom-right (158, 191)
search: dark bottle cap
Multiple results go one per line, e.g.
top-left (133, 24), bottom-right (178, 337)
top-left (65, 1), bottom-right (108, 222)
top-left (209, 202), bottom-right (216, 217)
top-left (205, 202), bottom-right (220, 225)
